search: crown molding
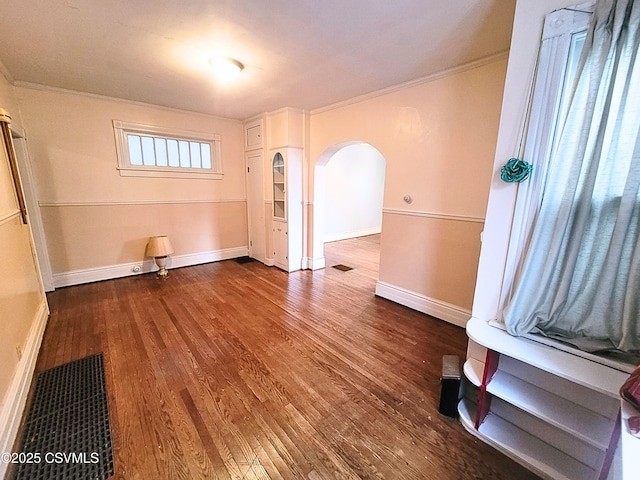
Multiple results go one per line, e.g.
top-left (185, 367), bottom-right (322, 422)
top-left (13, 81), bottom-right (243, 123)
top-left (311, 51), bottom-right (509, 115)
top-left (0, 59), bottom-right (15, 85)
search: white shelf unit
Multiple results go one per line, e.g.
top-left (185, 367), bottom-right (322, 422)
top-left (459, 398), bottom-right (597, 480)
top-left (460, 317), bottom-right (629, 480)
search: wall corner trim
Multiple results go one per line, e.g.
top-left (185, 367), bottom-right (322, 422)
top-left (374, 281), bottom-right (470, 328)
top-left (308, 256), bottom-right (326, 270)
top-left (0, 300), bottom-right (49, 479)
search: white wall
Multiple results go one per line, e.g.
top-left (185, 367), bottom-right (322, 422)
top-left (324, 143), bottom-right (385, 242)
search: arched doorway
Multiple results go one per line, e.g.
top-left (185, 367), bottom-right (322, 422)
top-left (311, 142), bottom-right (386, 270)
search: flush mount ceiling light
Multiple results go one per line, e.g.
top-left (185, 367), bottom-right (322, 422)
top-left (208, 56), bottom-right (244, 82)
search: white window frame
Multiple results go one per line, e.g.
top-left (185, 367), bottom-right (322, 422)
top-left (113, 120), bottom-right (223, 179)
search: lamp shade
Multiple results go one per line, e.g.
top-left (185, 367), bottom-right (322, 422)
top-left (146, 235), bottom-right (174, 257)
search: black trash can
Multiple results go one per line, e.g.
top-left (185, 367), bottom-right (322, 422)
top-left (438, 354), bottom-right (461, 418)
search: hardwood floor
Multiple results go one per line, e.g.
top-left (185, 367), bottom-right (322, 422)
top-left (31, 235), bottom-right (540, 479)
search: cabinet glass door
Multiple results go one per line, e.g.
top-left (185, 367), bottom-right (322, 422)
top-left (272, 152), bottom-right (285, 219)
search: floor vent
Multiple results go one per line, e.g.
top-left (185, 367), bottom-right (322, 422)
top-left (11, 353), bottom-right (114, 480)
top-left (332, 264), bottom-right (354, 272)
top-left (234, 256), bottom-right (257, 264)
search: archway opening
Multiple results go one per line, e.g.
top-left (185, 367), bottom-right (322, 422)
top-left (312, 142), bottom-right (386, 275)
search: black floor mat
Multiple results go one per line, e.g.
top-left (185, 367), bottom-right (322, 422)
top-left (11, 353), bottom-right (114, 480)
top-left (332, 264), bottom-right (354, 272)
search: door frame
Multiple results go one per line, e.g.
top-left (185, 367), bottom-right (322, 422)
top-left (11, 126), bottom-right (54, 291)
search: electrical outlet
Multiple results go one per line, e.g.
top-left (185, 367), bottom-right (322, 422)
top-left (16, 345), bottom-right (22, 360)
top-left (132, 265), bottom-right (141, 273)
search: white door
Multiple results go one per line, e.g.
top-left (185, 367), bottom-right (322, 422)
top-left (246, 151), bottom-right (265, 263)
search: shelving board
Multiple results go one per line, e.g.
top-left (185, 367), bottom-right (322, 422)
top-left (273, 201), bottom-right (285, 219)
top-left (518, 328), bottom-right (636, 374)
top-left (459, 398), bottom-right (597, 480)
top-left (463, 356), bottom-right (611, 448)
top-left (272, 151), bottom-right (286, 220)
top-left (462, 358), bottom-right (482, 387)
top-left (467, 317), bottom-right (627, 397)
top-left (498, 354), bottom-right (620, 420)
top-left (489, 368), bottom-right (611, 449)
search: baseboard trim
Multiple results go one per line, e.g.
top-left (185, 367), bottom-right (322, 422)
top-left (374, 281), bottom-right (470, 328)
top-left (0, 300), bottom-right (49, 479)
top-left (52, 246), bottom-right (249, 288)
top-left (324, 227), bottom-right (381, 243)
top-left (309, 256), bottom-right (326, 270)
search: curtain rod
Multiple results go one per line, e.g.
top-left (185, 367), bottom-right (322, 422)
top-left (561, 7), bottom-right (594, 14)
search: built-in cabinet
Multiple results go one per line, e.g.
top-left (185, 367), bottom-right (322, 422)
top-left (458, 4), bottom-right (640, 479)
top-left (272, 222), bottom-right (288, 268)
top-left (270, 148), bottom-right (302, 272)
top-left (460, 318), bottom-right (627, 480)
top-left (243, 109), bottom-right (305, 273)
top-left (271, 151), bottom-right (289, 269)
top-left (244, 117), bottom-right (264, 151)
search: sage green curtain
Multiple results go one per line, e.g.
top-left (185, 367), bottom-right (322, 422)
top-left (503, 0), bottom-right (640, 352)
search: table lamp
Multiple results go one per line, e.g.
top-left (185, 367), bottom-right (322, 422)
top-left (146, 235), bottom-right (174, 278)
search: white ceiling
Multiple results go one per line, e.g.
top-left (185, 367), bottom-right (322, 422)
top-left (0, 0), bottom-right (516, 120)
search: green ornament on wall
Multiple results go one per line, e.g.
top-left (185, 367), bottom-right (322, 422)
top-left (501, 158), bottom-right (533, 183)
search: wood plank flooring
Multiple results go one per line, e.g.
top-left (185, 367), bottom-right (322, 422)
top-left (30, 235), bottom-right (540, 479)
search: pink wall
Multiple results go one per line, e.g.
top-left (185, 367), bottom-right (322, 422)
top-left (0, 75), bottom-right (48, 468)
top-left (15, 86), bottom-right (247, 284)
top-left (310, 56), bottom-right (508, 323)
